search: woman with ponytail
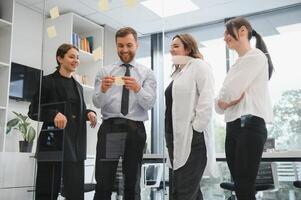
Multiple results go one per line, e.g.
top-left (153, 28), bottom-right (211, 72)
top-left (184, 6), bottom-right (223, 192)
top-left (215, 17), bottom-right (274, 199)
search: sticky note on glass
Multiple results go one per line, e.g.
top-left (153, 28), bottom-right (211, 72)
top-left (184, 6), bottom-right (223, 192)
top-left (47, 26), bottom-right (57, 38)
top-left (93, 47), bottom-right (103, 61)
top-left (126, 0), bottom-right (138, 6)
top-left (99, 0), bottom-right (109, 11)
top-left (49, 6), bottom-right (59, 19)
top-left (126, 0), bottom-right (138, 7)
top-left (114, 77), bottom-right (124, 86)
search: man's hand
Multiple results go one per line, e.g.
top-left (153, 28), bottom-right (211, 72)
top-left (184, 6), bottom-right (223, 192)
top-left (101, 76), bottom-right (115, 93)
top-left (218, 92), bottom-right (245, 110)
top-left (54, 112), bottom-right (67, 129)
top-left (123, 76), bottom-right (141, 93)
top-left (87, 112), bottom-right (97, 128)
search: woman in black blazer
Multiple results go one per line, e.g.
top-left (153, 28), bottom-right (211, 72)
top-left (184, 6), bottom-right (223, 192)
top-left (28, 43), bottom-right (97, 200)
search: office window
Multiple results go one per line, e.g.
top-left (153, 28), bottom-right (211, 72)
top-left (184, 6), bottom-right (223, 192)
top-left (247, 8), bottom-right (301, 151)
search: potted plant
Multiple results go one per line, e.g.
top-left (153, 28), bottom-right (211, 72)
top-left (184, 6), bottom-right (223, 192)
top-left (6, 111), bottom-right (36, 152)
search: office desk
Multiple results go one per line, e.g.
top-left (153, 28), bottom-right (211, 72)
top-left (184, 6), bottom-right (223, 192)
top-left (143, 151), bottom-right (301, 163)
top-left (216, 151), bottom-right (301, 162)
top-left (143, 154), bottom-right (165, 163)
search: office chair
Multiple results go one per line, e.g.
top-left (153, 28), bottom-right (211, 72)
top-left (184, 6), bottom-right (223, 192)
top-left (141, 163), bottom-right (169, 199)
top-left (293, 181), bottom-right (301, 188)
top-left (220, 162), bottom-right (278, 200)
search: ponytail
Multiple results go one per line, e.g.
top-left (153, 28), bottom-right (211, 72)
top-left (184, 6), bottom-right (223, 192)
top-left (252, 30), bottom-right (274, 80)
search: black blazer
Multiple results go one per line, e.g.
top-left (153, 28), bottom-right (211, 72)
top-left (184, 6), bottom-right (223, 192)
top-left (28, 70), bottom-right (94, 161)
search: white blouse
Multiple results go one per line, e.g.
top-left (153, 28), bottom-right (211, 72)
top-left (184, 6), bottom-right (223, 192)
top-left (215, 48), bottom-right (273, 123)
top-left (170, 58), bottom-right (219, 178)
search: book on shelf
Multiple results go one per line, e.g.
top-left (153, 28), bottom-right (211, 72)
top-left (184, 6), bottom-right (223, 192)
top-left (72, 32), bottom-right (94, 54)
top-left (86, 36), bottom-right (94, 53)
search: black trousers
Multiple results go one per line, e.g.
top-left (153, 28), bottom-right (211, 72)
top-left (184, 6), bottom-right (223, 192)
top-left (168, 130), bottom-right (207, 200)
top-left (225, 115), bottom-right (267, 200)
top-left (35, 161), bottom-right (84, 200)
top-left (93, 118), bottom-right (146, 200)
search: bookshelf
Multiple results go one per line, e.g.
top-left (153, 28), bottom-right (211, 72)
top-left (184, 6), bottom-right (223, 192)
top-left (0, 0), bottom-right (14, 151)
top-left (43, 12), bottom-right (104, 92)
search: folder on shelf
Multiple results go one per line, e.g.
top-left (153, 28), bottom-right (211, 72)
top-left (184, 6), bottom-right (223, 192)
top-left (87, 36), bottom-right (94, 53)
top-left (72, 32), bottom-right (76, 46)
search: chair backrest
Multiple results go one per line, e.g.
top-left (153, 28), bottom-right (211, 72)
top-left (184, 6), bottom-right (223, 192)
top-left (293, 162), bottom-right (301, 181)
top-left (255, 162), bottom-right (278, 189)
top-left (277, 162), bottom-right (297, 182)
top-left (141, 163), bottom-right (164, 189)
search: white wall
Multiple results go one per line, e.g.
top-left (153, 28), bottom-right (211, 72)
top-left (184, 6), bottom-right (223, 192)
top-left (6, 3), bottom-right (44, 152)
top-left (11, 3), bottom-right (43, 69)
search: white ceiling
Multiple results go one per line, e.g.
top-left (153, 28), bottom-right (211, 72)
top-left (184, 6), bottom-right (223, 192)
top-left (16, 0), bottom-right (301, 35)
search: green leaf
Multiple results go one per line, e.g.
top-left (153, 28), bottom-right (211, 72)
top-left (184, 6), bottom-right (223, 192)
top-left (7, 118), bottom-right (20, 129)
top-left (20, 115), bottom-right (28, 122)
top-left (12, 111), bottom-right (27, 122)
top-left (26, 127), bottom-right (36, 143)
top-left (12, 111), bottom-right (22, 118)
top-left (19, 114), bottom-right (28, 122)
top-left (6, 126), bottom-right (12, 134)
top-left (18, 123), bottom-right (27, 138)
top-left (23, 122), bottom-right (30, 128)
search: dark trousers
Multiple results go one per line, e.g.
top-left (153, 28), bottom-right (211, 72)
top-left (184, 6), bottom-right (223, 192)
top-left (93, 118), bottom-right (146, 200)
top-left (35, 161), bottom-right (84, 200)
top-left (225, 115), bottom-right (267, 200)
top-left (168, 130), bottom-right (207, 200)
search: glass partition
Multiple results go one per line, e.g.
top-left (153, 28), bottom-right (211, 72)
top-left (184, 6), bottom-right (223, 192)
top-left (0, 0), bottom-right (45, 199)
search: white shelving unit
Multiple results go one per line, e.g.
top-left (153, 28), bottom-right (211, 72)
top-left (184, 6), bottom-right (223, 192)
top-left (0, 0), bottom-right (14, 151)
top-left (43, 12), bottom-right (104, 91)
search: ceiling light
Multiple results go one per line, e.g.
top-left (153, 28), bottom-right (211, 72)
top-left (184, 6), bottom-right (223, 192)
top-left (141, 0), bottom-right (199, 18)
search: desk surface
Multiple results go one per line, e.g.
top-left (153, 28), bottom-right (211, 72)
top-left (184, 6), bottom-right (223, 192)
top-left (142, 151), bottom-right (301, 162)
top-left (216, 151), bottom-right (301, 162)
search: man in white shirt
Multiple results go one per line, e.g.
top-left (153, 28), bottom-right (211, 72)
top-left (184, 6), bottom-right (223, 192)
top-left (92, 27), bottom-right (157, 200)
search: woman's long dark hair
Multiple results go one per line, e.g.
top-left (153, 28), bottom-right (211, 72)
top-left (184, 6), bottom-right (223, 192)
top-left (225, 17), bottom-right (274, 79)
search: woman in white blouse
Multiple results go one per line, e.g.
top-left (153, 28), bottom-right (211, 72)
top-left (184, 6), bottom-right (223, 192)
top-left (215, 17), bottom-right (274, 200)
top-left (165, 34), bottom-right (218, 200)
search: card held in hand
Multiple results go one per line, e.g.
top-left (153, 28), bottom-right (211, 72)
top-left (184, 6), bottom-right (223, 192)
top-left (114, 76), bottom-right (125, 86)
